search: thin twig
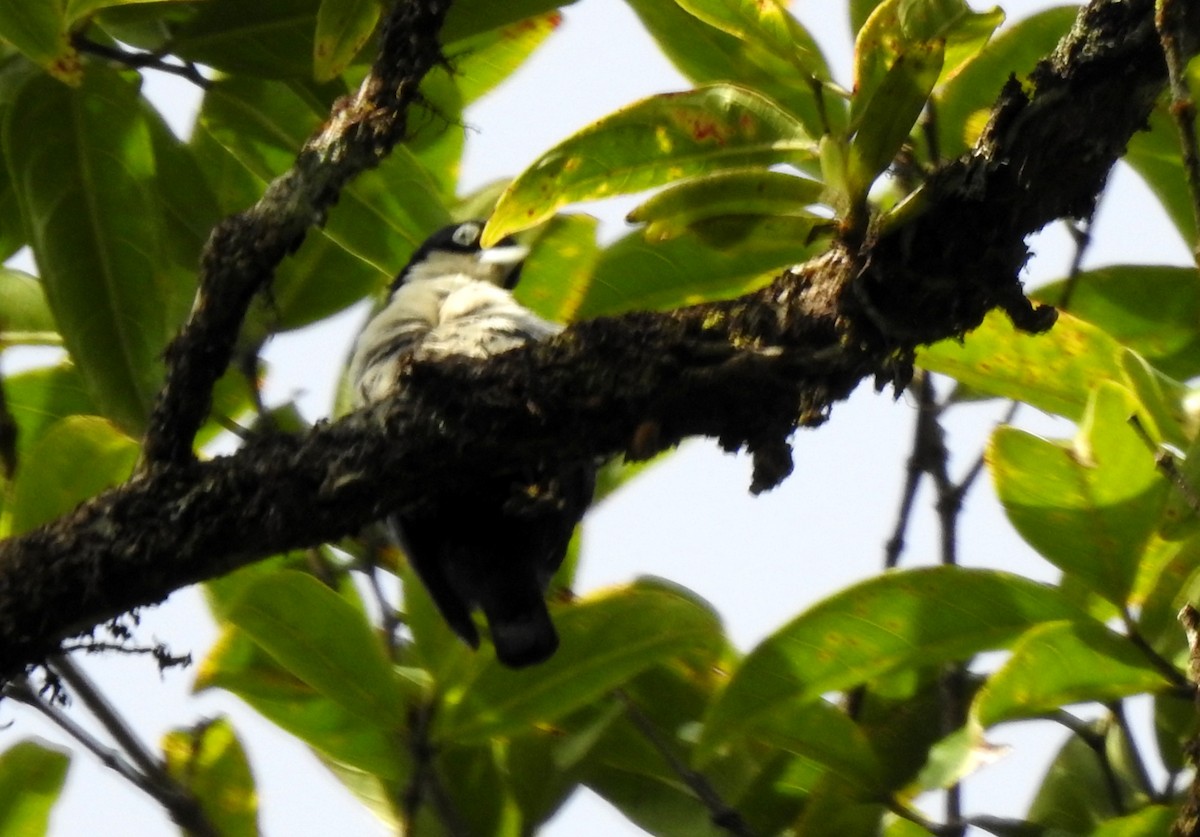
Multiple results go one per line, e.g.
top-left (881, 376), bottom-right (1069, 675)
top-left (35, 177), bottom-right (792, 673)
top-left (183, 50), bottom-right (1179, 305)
top-left (72, 36), bottom-right (210, 89)
top-left (1107, 700), bottom-right (1159, 801)
top-left (1129, 414), bottom-right (1200, 514)
top-left (1055, 217), bottom-right (1094, 310)
top-left (3, 676), bottom-right (216, 836)
top-left (616, 690), bottom-right (755, 837)
top-left (883, 374), bottom-right (932, 569)
top-left (1047, 710), bottom-right (1128, 816)
top-left (1120, 607), bottom-right (1192, 691)
top-left (402, 702), bottom-right (465, 837)
top-left (48, 655), bottom-right (162, 779)
top-left (1154, 0), bottom-right (1200, 265)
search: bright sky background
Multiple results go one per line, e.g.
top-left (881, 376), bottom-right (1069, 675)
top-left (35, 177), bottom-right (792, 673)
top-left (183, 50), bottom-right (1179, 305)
top-left (8, 1), bottom-right (1193, 835)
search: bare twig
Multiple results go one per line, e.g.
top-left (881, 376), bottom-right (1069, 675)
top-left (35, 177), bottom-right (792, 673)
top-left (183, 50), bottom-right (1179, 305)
top-left (4, 673), bottom-right (216, 836)
top-left (402, 701), bottom-right (465, 836)
top-left (617, 691), bottom-right (754, 837)
top-left (72, 35), bottom-right (210, 89)
top-left (143, 0), bottom-right (455, 466)
top-left (1128, 415), bottom-right (1200, 513)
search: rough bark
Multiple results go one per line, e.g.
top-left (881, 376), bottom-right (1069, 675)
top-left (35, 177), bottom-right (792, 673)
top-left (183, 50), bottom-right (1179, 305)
top-left (0, 0), bottom-right (1195, 683)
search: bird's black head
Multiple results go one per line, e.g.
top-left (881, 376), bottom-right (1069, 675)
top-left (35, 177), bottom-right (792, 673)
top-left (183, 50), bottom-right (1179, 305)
top-left (390, 220), bottom-right (528, 293)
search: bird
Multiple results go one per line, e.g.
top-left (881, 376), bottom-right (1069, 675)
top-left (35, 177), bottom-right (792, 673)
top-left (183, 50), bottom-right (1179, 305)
top-left (348, 220), bottom-right (594, 668)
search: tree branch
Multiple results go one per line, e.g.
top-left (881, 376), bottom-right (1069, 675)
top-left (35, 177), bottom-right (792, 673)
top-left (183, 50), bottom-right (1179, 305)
top-left (0, 0), bottom-right (1195, 684)
top-left (142, 0), bottom-right (454, 466)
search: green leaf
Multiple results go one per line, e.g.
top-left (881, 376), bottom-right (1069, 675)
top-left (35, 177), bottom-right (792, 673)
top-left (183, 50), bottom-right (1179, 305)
top-left (8, 416), bottom-right (137, 535)
top-left (1118, 349), bottom-right (1190, 452)
top-left (441, 0), bottom-right (578, 42)
top-left (627, 168), bottom-right (827, 240)
top-left (972, 620), bottom-right (1173, 728)
top-left (850, 0), bottom-right (885, 38)
top-left (3, 364), bottom-right (95, 450)
top-left (0, 739), bottom-right (70, 836)
top-left (515, 214), bottom-right (601, 323)
top-left (225, 570), bottom-right (416, 728)
top-left (4, 69), bottom-right (182, 432)
top-left (623, 0), bottom-right (839, 136)
top-left (576, 222), bottom-right (820, 318)
top-left (1127, 104), bottom-right (1199, 249)
top-left (0, 268), bottom-right (56, 343)
top-left (142, 87), bottom-right (221, 293)
top-left (313, 0), bottom-right (380, 82)
top-left (171, 0), bottom-right (320, 79)
top-left (486, 83), bottom-right (815, 243)
top-left (0, 0), bottom-right (80, 84)
top-left (162, 718), bottom-right (258, 837)
top-left (65, 0), bottom-right (168, 23)
top-left (700, 567), bottom-right (1082, 757)
top-left (989, 383), bottom-right (1169, 606)
top-left (197, 625), bottom-right (409, 780)
top-left (674, 0), bottom-right (829, 80)
top-left (434, 580), bottom-right (724, 743)
top-left (1091, 807), bottom-right (1180, 837)
top-left (193, 76), bottom-right (449, 328)
top-left (449, 11), bottom-right (563, 106)
top-left (917, 310), bottom-right (1126, 422)
top-left (1027, 719), bottom-right (1133, 830)
top-left (848, 37), bottom-right (943, 196)
top-left (1034, 265), bottom-right (1200, 382)
top-left (730, 697), bottom-right (885, 790)
top-left (933, 6), bottom-right (1076, 158)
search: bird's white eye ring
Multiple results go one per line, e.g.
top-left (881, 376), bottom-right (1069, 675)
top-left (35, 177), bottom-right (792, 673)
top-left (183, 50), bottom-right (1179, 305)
top-left (453, 222), bottom-right (482, 247)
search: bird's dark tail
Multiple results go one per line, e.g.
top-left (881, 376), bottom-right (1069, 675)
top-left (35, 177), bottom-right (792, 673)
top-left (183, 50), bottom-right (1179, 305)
top-left (479, 589), bottom-right (558, 668)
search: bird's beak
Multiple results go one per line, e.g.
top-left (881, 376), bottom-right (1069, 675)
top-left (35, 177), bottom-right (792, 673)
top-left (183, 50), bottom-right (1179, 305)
top-left (478, 244), bottom-right (530, 267)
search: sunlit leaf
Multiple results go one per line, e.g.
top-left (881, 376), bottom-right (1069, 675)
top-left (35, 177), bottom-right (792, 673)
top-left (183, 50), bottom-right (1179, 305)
top-left (1034, 265), bottom-right (1200, 382)
top-left (193, 76), bottom-right (449, 328)
top-left (933, 6), bottom-right (1076, 157)
top-left (848, 37), bottom-right (942, 196)
top-left (623, 0), bottom-right (839, 136)
top-left (674, 0), bottom-right (829, 79)
top-left (4, 69), bottom-right (185, 432)
top-left (441, 0), bottom-right (578, 42)
top-left (1026, 719), bottom-right (1134, 830)
top-left (628, 168), bottom-right (827, 240)
top-left (1127, 104), bottom-right (1199, 249)
top-left (918, 310), bottom-right (1125, 422)
top-left (3, 364), bottom-right (95, 450)
top-left (435, 580), bottom-right (725, 743)
top-left (8, 416), bottom-right (137, 535)
top-left (515, 213), bottom-right (601, 323)
top-left (701, 567), bottom-right (1082, 757)
top-left (162, 718), bottom-right (258, 837)
top-left (725, 697), bottom-right (885, 791)
top-left (449, 11), bottom-right (563, 106)
top-left (0, 1), bottom-right (80, 84)
top-left (576, 221), bottom-right (819, 318)
top-left (972, 620), bottom-right (1173, 727)
top-left (313, 0), bottom-right (380, 81)
top-left (197, 624), bottom-right (409, 780)
top-left (0, 739), bottom-right (70, 836)
top-left (0, 268), bottom-right (56, 342)
top-left (225, 570), bottom-right (416, 728)
top-left (989, 383), bottom-right (1169, 606)
top-left (486, 84), bottom-right (815, 243)
top-left (1092, 807), bottom-right (1181, 837)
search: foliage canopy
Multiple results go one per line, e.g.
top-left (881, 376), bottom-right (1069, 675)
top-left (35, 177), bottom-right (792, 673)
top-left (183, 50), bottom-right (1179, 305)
top-left (0, 0), bottom-right (1198, 834)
